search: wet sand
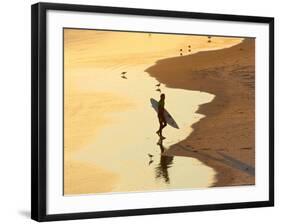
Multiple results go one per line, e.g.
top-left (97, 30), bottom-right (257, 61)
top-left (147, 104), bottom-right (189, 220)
top-left (146, 39), bottom-right (255, 187)
top-left (64, 29), bottom-right (250, 194)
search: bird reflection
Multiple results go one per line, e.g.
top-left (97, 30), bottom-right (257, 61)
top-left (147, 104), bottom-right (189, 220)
top-left (154, 137), bottom-right (174, 184)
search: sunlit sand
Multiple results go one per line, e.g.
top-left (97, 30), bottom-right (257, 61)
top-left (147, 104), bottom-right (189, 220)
top-left (64, 29), bottom-right (243, 195)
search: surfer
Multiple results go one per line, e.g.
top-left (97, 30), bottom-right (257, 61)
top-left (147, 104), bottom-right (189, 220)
top-left (156, 93), bottom-right (167, 139)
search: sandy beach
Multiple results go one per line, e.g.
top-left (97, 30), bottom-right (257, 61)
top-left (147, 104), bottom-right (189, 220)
top-left (146, 39), bottom-right (255, 187)
top-left (64, 28), bottom-right (254, 195)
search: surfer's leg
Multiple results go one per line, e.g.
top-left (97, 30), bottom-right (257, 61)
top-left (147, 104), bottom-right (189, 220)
top-left (158, 124), bottom-right (163, 136)
top-left (156, 114), bottom-right (163, 137)
top-left (157, 114), bottom-right (164, 132)
top-left (159, 124), bottom-right (163, 136)
top-left (163, 118), bottom-right (167, 128)
top-left (159, 117), bottom-right (166, 138)
top-left (156, 117), bottom-right (161, 136)
top-left (156, 129), bottom-right (160, 136)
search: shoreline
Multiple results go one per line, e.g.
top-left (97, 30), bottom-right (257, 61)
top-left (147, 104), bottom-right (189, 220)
top-left (146, 39), bottom-right (255, 187)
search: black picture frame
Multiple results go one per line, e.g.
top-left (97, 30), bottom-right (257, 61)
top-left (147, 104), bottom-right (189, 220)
top-left (31, 2), bottom-right (274, 222)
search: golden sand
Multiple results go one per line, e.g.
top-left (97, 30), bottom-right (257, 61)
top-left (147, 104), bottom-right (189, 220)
top-left (64, 29), bottom-right (246, 194)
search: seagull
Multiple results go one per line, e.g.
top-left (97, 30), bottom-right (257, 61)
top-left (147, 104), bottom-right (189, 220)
top-left (155, 83), bottom-right (161, 87)
top-left (120, 72), bottom-right (127, 79)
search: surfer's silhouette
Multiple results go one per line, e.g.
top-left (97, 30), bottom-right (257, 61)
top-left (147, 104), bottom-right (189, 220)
top-left (156, 93), bottom-right (167, 139)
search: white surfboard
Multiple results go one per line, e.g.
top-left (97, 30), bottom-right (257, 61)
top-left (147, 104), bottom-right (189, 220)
top-left (150, 98), bottom-right (179, 129)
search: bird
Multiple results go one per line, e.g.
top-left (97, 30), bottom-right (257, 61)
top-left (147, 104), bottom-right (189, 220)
top-left (148, 154), bottom-right (154, 158)
top-left (120, 72), bottom-right (127, 79)
top-left (155, 83), bottom-right (161, 87)
top-left (156, 88), bottom-right (161, 93)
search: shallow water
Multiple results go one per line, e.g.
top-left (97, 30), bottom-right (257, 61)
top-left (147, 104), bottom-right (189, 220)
top-left (64, 29), bottom-right (243, 195)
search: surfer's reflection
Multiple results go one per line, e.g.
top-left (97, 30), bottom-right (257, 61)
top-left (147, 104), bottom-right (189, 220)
top-left (156, 93), bottom-right (167, 139)
top-left (154, 138), bottom-right (174, 184)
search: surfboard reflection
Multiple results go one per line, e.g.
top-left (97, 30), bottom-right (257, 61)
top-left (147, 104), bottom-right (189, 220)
top-left (154, 138), bottom-right (174, 184)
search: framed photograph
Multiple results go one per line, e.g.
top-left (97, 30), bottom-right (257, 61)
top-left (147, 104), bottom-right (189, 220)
top-left (31, 2), bottom-right (274, 222)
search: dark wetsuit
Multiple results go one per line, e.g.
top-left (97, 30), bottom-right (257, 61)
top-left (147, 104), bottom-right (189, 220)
top-left (158, 99), bottom-right (167, 132)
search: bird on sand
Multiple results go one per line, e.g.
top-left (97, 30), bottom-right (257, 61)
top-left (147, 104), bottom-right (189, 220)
top-left (155, 83), bottom-right (161, 87)
top-left (156, 88), bottom-right (161, 93)
top-left (120, 72), bottom-right (127, 79)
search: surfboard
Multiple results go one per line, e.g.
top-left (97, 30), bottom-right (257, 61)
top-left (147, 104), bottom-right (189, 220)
top-left (150, 98), bottom-right (179, 129)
